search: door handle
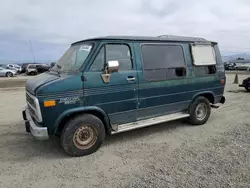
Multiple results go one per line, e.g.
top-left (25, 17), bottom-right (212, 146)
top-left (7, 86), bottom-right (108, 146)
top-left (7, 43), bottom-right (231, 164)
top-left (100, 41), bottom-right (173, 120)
top-left (126, 77), bottom-right (136, 81)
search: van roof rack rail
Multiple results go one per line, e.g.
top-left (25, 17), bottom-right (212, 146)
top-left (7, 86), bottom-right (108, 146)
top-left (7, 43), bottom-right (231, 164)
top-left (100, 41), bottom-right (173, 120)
top-left (158, 35), bottom-right (207, 42)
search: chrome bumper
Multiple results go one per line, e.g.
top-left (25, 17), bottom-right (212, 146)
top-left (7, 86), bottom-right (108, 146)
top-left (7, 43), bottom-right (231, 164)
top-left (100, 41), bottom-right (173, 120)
top-left (23, 105), bottom-right (49, 140)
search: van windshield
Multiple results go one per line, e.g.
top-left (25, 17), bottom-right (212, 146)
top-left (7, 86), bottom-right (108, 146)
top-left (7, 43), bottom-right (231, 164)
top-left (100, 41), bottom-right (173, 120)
top-left (51, 43), bottom-right (93, 72)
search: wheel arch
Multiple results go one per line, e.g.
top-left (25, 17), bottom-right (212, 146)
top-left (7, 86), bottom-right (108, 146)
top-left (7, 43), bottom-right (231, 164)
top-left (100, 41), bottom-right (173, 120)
top-left (54, 106), bottom-right (112, 136)
top-left (192, 91), bottom-right (215, 104)
top-left (5, 71), bottom-right (13, 76)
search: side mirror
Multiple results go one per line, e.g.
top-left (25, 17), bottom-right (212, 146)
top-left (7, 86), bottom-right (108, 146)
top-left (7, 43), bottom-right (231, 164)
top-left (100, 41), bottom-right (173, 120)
top-left (107, 60), bottom-right (119, 73)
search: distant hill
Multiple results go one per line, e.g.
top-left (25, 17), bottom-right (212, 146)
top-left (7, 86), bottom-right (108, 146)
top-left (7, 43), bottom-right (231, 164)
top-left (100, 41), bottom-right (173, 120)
top-left (222, 53), bottom-right (250, 62)
top-left (0, 59), bottom-right (56, 64)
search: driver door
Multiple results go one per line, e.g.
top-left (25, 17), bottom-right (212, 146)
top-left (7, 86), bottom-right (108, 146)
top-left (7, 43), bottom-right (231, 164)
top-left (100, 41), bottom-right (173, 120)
top-left (83, 42), bottom-right (138, 129)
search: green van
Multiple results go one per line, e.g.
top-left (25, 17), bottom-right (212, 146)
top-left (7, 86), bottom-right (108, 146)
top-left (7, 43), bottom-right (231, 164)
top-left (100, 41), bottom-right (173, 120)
top-left (22, 35), bottom-right (226, 157)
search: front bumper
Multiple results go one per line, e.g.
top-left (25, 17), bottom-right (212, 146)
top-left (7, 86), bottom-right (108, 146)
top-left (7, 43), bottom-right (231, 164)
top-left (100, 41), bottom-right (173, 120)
top-left (22, 105), bottom-right (49, 140)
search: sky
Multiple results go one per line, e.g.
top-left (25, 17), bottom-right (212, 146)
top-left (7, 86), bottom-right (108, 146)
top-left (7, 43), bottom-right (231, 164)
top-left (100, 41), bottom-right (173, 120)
top-left (1, 0), bottom-right (250, 63)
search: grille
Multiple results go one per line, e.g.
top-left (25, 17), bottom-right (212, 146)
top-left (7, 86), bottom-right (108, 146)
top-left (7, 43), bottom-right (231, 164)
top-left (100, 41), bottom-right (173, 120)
top-left (28, 104), bottom-right (36, 118)
top-left (26, 93), bottom-right (35, 107)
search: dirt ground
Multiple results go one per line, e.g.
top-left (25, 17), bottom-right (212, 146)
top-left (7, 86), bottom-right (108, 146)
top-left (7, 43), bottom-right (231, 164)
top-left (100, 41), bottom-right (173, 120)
top-left (0, 74), bottom-right (249, 188)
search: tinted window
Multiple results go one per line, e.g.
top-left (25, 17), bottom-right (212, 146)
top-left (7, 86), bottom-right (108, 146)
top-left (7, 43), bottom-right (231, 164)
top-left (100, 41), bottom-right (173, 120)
top-left (29, 65), bottom-right (36, 69)
top-left (90, 44), bottom-right (132, 71)
top-left (141, 44), bottom-right (186, 81)
top-left (194, 65), bottom-right (216, 76)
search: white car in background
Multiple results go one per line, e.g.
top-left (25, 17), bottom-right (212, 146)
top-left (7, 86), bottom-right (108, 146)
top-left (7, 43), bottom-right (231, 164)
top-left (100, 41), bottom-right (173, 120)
top-left (26, 64), bottom-right (38, 75)
top-left (7, 64), bottom-right (21, 73)
top-left (235, 63), bottom-right (250, 71)
top-left (0, 67), bottom-right (17, 77)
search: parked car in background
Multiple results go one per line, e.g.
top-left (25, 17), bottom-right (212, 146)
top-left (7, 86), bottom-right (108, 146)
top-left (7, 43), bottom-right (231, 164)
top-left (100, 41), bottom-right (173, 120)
top-left (224, 62), bottom-right (236, 70)
top-left (0, 64), bottom-right (18, 72)
top-left (7, 64), bottom-right (21, 73)
top-left (36, 64), bottom-right (50, 74)
top-left (226, 59), bottom-right (250, 71)
top-left (26, 64), bottom-right (38, 75)
top-left (21, 63), bottom-right (30, 73)
top-left (235, 63), bottom-right (250, 71)
top-left (0, 67), bottom-right (17, 77)
top-left (239, 77), bottom-right (250, 92)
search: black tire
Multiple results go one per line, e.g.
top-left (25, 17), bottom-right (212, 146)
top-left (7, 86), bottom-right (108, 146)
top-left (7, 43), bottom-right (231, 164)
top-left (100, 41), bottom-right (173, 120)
top-left (6, 72), bottom-right (13, 77)
top-left (61, 114), bottom-right (105, 157)
top-left (188, 96), bottom-right (211, 125)
top-left (245, 86), bottom-right (250, 92)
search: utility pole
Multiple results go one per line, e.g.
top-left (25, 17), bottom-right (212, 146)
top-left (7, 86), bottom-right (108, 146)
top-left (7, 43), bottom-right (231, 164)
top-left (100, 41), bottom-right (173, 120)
top-left (29, 40), bottom-right (36, 63)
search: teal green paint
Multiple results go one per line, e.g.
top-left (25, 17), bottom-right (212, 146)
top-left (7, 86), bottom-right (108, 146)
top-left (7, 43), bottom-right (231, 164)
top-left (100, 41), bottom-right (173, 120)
top-left (24, 36), bottom-right (226, 136)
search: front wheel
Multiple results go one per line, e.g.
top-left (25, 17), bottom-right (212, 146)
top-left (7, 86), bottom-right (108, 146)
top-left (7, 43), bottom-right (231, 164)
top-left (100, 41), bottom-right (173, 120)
top-left (188, 97), bottom-right (211, 125)
top-left (6, 72), bottom-right (13, 77)
top-left (61, 114), bottom-right (105, 157)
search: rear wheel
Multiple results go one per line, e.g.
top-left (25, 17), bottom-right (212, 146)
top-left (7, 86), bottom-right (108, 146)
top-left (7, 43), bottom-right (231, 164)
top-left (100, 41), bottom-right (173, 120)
top-left (245, 86), bottom-right (250, 92)
top-left (61, 114), bottom-right (105, 157)
top-left (188, 97), bottom-right (211, 125)
top-left (6, 72), bottom-right (13, 77)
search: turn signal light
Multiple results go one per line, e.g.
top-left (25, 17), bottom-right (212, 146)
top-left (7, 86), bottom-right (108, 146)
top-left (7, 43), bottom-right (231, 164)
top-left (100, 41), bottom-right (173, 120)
top-left (44, 100), bottom-right (56, 107)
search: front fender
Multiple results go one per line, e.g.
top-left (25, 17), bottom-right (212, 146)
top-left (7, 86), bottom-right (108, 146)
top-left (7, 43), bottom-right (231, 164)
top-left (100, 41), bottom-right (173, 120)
top-left (54, 106), bottom-right (111, 134)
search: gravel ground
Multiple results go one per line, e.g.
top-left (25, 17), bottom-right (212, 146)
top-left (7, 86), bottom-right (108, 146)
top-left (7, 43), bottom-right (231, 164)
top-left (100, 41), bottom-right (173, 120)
top-left (0, 74), bottom-right (249, 188)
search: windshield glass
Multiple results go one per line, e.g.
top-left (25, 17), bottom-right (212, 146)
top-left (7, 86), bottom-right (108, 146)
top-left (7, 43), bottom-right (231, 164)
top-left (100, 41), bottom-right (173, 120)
top-left (51, 43), bottom-right (93, 72)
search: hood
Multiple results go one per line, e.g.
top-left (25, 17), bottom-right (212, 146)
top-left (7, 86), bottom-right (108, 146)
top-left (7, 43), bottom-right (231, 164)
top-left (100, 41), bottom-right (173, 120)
top-left (25, 72), bottom-right (59, 95)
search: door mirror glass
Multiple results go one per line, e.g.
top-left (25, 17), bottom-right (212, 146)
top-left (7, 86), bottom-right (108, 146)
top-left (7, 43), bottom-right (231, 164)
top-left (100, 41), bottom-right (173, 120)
top-left (107, 60), bottom-right (119, 73)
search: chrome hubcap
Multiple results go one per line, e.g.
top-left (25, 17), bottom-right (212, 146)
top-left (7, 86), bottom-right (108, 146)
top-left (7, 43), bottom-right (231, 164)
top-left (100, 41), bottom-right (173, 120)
top-left (73, 125), bottom-right (97, 150)
top-left (195, 103), bottom-right (207, 121)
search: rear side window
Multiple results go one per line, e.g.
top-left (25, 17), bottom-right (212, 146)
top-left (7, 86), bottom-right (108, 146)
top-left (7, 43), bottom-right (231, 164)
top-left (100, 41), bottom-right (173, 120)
top-left (29, 65), bottom-right (36, 69)
top-left (90, 44), bottom-right (132, 71)
top-left (141, 44), bottom-right (186, 81)
top-left (194, 65), bottom-right (216, 76)
top-left (191, 44), bottom-right (217, 76)
top-left (191, 44), bottom-right (216, 66)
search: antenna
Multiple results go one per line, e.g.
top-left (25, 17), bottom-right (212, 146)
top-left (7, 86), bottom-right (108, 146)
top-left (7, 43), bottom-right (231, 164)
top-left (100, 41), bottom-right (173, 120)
top-left (29, 40), bottom-right (36, 63)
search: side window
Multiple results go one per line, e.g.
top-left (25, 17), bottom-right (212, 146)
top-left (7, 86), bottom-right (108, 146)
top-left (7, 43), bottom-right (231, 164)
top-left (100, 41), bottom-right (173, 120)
top-left (191, 44), bottom-right (216, 66)
top-left (141, 44), bottom-right (186, 81)
top-left (90, 47), bottom-right (105, 71)
top-left (194, 65), bottom-right (216, 76)
top-left (106, 44), bottom-right (132, 71)
top-left (90, 44), bottom-right (132, 71)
